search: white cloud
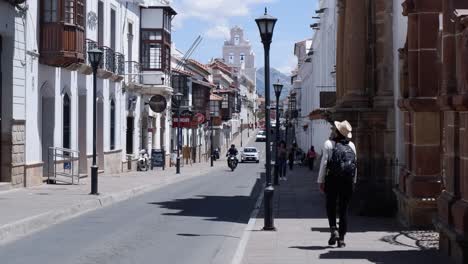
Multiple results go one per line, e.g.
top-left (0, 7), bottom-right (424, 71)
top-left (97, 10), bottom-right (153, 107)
top-left (172, 0), bottom-right (274, 38)
top-left (276, 55), bottom-right (297, 75)
top-left (205, 24), bottom-right (231, 39)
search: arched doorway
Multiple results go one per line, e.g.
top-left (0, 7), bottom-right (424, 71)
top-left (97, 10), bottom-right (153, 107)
top-left (40, 82), bottom-right (55, 178)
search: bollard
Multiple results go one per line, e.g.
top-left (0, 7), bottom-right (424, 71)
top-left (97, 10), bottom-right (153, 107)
top-left (263, 185), bottom-right (276, 231)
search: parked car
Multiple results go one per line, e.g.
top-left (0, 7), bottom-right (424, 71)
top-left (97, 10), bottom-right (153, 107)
top-left (255, 130), bottom-right (266, 142)
top-left (240, 147), bottom-right (260, 163)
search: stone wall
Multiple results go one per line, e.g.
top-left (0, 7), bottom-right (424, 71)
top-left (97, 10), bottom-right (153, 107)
top-left (11, 120), bottom-right (25, 187)
top-left (24, 162), bottom-right (44, 187)
top-left (433, 1), bottom-right (468, 263)
top-left (396, 0), bottom-right (443, 227)
top-left (334, 0), bottom-right (397, 215)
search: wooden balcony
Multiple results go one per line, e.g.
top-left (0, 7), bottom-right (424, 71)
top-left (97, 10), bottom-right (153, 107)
top-left (40, 23), bottom-right (85, 67)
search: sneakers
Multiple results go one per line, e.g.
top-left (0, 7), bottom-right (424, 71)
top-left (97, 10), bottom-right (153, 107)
top-left (328, 229), bottom-right (339, 246)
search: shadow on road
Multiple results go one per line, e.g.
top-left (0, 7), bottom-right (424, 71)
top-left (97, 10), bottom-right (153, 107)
top-left (148, 174), bottom-right (265, 224)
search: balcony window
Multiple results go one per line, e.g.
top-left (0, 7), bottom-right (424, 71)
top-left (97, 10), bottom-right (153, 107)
top-left (141, 30), bottom-right (167, 71)
top-left (64, 0), bottom-right (74, 24)
top-left (43, 0), bottom-right (58, 22)
top-left (210, 101), bottom-right (220, 116)
top-left (40, 0), bottom-right (86, 66)
top-left (172, 75), bottom-right (188, 104)
top-left (222, 94), bottom-right (229, 109)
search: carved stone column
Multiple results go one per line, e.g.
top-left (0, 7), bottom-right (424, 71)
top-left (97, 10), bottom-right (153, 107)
top-left (333, 0), bottom-right (396, 216)
top-left (338, 0), bottom-right (369, 108)
top-left (336, 0), bottom-right (346, 99)
top-left (395, 0), bottom-right (443, 227)
top-left (435, 6), bottom-right (468, 263)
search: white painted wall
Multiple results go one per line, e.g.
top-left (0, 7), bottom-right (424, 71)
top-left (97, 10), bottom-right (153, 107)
top-left (295, 0), bottom-right (336, 153)
top-left (141, 9), bottom-right (163, 29)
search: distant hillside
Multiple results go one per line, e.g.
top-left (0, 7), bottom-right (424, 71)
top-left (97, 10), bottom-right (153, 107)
top-left (256, 67), bottom-right (292, 99)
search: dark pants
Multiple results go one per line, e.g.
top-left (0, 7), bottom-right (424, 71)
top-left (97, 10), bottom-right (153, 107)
top-left (278, 158), bottom-right (287, 177)
top-left (325, 181), bottom-right (353, 240)
top-left (288, 158), bottom-right (294, 170)
top-left (308, 158), bottom-right (315, 170)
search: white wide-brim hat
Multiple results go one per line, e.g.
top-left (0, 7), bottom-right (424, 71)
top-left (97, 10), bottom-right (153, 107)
top-left (334, 120), bottom-right (352, 139)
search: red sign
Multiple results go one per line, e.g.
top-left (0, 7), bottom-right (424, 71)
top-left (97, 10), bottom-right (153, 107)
top-left (194, 113), bottom-right (205, 124)
top-left (172, 116), bottom-right (192, 128)
top-left (173, 112), bottom-right (207, 128)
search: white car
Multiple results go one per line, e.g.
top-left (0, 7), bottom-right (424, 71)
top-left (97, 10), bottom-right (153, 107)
top-left (255, 130), bottom-right (266, 142)
top-left (241, 147), bottom-right (260, 163)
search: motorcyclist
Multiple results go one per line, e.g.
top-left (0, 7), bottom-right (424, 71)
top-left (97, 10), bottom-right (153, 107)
top-left (227, 144), bottom-right (239, 166)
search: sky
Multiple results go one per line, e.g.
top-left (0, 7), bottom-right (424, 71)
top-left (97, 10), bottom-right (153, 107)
top-left (170, 0), bottom-right (319, 75)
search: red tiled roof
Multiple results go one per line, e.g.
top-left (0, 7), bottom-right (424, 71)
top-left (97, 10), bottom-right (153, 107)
top-left (172, 68), bottom-right (194, 76)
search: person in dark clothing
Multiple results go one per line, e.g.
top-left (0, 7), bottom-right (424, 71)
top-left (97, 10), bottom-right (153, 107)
top-left (226, 144), bottom-right (238, 166)
top-left (277, 141), bottom-right (288, 180)
top-left (317, 120), bottom-right (357, 248)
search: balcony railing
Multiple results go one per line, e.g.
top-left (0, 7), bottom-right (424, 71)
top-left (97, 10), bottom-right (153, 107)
top-left (115, 53), bottom-right (125, 76)
top-left (84, 39), bottom-right (123, 76)
top-left (125, 61), bottom-right (142, 84)
top-left (102, 46), bottom-right (115, 73)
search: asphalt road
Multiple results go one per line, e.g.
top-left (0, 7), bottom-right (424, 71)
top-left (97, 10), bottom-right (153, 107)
top-left (0, 142), bottom-right (265, 264)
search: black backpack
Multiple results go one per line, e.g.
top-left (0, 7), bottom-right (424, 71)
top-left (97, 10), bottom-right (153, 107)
top-left (328, 140), bottom-right (356, 181)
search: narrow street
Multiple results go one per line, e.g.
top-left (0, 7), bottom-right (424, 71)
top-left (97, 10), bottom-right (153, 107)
top-left (0, 143), bottom-right (265, 264)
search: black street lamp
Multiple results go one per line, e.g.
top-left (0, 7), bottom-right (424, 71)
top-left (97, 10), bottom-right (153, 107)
top-left (210, 111), bottom-right (214, 167)
top-left (256, 7), bottom-right (277, 231)
top-left (247, 112), bottom-right (250, 138)
top-left (273, 82), bottom-right (283, 186)
top-left (241, 118), bottom-right (243, 147)
top-left (174, 92), bottom-right (183, 174)
top-left (88, 48), bottom-right (103, 195)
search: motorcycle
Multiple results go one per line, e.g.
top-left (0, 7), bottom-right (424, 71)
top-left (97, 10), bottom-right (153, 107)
top-left (137, 149), bottom-right (149, 171)
top-left (213, 148), bottom-right (220, 160)
top-left (227, 154), bottom-right (238, 171)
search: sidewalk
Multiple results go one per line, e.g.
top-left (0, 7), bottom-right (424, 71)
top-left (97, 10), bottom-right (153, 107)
top-left (0, 128), bottom-right (255, 246)
top-left (239, 166), bottom-right (453, 264)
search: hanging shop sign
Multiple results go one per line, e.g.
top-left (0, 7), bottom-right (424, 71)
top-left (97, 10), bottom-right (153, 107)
top-left (148, 95), bottom-right (167, 113)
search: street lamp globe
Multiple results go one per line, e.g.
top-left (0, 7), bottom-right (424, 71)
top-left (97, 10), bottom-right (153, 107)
top-left (88, 48), bottom-right (103, 69)
top-left (273, 82), bottom-right (283, 98)
top-left (255, 8), bottom-right (277, 44)
top-left (174, 92), bottom-right (183, 104)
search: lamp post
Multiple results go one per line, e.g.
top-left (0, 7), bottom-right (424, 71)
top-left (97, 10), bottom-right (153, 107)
top-left (256, 7), bottom-right (277, 231)
top-left (241, 118), bottom-right (243, 147)
top-left (88, 48), bottom-right (103, 195)
top-left (247, 112), bottom-right (250, 137)
top-left (273, 82), bottom-right (283, 186)
top-left (210, 111), bottom-right (214, 167)
top-left (174, 92), bottom-right (183, 174)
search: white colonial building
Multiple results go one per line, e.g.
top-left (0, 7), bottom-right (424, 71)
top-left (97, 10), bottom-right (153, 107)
top-left (293, 0), bottom-right (337, 153)
top-left (0, 0), bottom-right (178, 189)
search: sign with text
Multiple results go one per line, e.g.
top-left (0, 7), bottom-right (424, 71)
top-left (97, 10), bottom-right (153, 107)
top-left (151, 149), bottom-right (165, 170)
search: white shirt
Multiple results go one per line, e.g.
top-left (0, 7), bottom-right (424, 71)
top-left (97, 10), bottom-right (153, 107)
top-left (317, 139), bottom-right (357, 184)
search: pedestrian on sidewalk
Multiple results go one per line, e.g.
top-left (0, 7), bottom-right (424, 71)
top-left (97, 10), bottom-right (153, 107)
top-left (317, 120), bottom-right (357, 248)
top-left (277, 140), bottom-right (288, 180)
top-left (307, 145), bottom-right (317, 171)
